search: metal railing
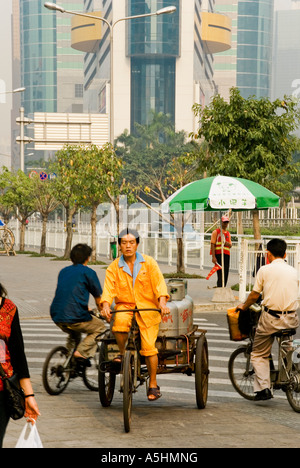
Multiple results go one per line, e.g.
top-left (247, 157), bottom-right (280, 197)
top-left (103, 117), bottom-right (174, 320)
top-left (7, 220), bottom-right (300, 303)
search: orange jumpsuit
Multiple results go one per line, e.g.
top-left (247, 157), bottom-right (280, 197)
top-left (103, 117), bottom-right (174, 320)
top-left (100, 252), bottom-right (169, 356)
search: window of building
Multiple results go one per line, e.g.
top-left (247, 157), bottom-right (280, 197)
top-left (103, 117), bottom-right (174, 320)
top-left (75, 84), bottom-right (83, 98)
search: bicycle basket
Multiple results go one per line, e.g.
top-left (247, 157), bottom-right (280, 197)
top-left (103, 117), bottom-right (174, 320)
top-left (227, 308), bottom-right (249, 342)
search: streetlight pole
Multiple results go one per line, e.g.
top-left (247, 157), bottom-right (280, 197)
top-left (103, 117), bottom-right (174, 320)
top-left (44, 2), bottom-right (176, 145)
top-left (0, 87), bottom-right (26, 170)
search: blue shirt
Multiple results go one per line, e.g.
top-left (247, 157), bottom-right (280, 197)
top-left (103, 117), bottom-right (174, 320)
top-left (50, 264), bottom-right (102, 323)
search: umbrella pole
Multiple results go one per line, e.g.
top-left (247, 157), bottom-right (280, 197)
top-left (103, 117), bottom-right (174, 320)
top-left (220, 211), bottom-right (225, 288)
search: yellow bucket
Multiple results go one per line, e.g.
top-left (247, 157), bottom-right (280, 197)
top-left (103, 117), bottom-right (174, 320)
top-left (227, 307), bottom-right (248, 342)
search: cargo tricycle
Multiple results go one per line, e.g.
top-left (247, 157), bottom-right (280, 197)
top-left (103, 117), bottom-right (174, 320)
top-left (97, 280), bottom-right (209, 433)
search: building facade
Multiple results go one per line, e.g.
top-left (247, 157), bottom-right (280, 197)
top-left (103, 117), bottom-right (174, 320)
top-left (73, 0), bottom-right (231, 139)
top-left (213, 0), bottom-right (274, 101)
top-left (236, 0), bottom-right (274, 99)
top-left (272, 0), bottom-right (300, 102)
top-left (19, 0), bottom-right (84, 114)
top-left (11, 0), bottom-right (86, 169)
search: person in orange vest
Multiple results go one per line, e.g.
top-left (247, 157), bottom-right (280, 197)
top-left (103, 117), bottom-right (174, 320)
top-left (210, 215), bottom-right (232, 287)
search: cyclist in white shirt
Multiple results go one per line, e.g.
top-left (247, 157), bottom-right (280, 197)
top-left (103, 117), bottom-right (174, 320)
top-left (237, 238), bottom-right (299, 401)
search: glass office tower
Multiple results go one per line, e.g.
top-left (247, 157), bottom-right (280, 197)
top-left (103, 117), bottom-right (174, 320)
top-left (20, 0), bottom-right (57, 113)
top-left (236, 0), bottom-right (274, 99)
top-left (128, 0), bottom-right (180, 130)
top-left (78, 0), bottom-right (230, 139)
top-left (19, 0), bottom-right (84, 114)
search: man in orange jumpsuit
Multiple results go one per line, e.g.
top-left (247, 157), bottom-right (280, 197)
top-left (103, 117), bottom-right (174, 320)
top-left (101, 228), bottom-right (170, 401)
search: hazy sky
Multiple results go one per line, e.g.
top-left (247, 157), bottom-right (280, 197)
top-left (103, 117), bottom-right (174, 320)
top-left (0, 0), bottom-right (294, 163)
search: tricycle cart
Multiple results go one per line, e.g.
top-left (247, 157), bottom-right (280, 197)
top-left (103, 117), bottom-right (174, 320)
top-left (98, 301), bottom-right (209, 433)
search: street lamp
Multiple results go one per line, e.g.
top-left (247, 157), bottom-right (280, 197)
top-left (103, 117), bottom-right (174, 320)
top-left (0, 87), bottom-right (26, 95)
top-left (44, 2), bottom-right (176, 144)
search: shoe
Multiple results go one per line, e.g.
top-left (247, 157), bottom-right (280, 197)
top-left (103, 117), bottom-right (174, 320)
top-left (254, 388), bottom-right (273, 401)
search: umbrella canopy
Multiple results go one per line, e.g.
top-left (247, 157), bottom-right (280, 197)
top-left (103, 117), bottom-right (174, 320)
top-left (168, 175), bottom-right (280, 213)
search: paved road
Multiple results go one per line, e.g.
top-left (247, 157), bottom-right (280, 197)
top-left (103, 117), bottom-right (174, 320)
top-left (2, 254), bottom-right (300, 449)
top-left (5, 311), bottom-right (300, 448)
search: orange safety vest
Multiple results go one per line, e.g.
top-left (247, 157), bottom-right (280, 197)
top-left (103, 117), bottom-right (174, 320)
top-left (213, 228), bottom-right (231, 256)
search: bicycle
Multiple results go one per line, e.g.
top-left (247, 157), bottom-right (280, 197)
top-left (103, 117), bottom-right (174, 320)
top-left (0, 226), bottom-right (15, 256)
top-left (228, 305), bottom-right (300, 413)
top-left (98, 308), bottom-right (209, 433)
top-left (42, 344), bottom-right (99, 395)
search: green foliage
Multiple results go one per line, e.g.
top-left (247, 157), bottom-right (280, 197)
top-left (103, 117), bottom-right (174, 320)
top-left (116, 112), bottom-right (201, 202)
top-left (192, 87), bottom-right (300, 198)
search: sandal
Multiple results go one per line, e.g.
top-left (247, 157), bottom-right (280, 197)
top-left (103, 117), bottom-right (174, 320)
top-left (147, 386), bottom-right (161, 401)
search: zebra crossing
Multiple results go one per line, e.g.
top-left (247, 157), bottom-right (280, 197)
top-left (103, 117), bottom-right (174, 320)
top-left (20, 315), bottom-right (243, 400)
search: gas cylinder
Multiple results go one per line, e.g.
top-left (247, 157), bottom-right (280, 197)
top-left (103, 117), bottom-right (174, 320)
top-left (158, 280), bottom-right (194, 337)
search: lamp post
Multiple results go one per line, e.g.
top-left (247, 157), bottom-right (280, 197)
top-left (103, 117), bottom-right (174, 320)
top-left (0, 87), bottom-right (26, 169)
top-left (0, 87), bottom-right (26, 96)
top-left (44, 2), bottom-right (176, 145)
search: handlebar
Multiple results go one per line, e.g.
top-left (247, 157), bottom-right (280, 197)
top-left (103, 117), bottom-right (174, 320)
top-left (112, 308), bottom-right (161, 313)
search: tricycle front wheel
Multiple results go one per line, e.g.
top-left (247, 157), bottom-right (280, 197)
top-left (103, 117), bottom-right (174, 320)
top-left (123, 351), bottom-right (135, 433)
top-left (195, 334), bottom-right (209, 409)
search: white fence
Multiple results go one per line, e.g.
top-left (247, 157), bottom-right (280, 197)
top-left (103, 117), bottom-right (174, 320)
top-left (8, 220), bottom-right (300, 304)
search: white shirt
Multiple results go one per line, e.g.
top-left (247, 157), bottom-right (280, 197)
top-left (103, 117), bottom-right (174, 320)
top-left (253, 258), bottom-right (299, 312)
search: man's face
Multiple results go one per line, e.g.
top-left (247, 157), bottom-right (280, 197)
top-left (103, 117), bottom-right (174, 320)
top-left (120, 234), bottom-right (138, 257)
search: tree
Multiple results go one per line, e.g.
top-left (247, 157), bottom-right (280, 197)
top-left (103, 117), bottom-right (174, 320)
top-left (1, 169), bottom-right (36, 250)
top-left (193, 88), bottom-right (300, 239)
top-left (78, 144), bottom-right (126, 261)
top-left (116, 113), bottom-right (201, 272)
top-left (0, 167), bottom-right (14, 223)
top-left (31, 176), bottom-right (59, 255)
top-left (49, 145), bottom-right (84, 258)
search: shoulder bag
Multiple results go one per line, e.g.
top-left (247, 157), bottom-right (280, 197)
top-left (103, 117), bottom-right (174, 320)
top-left (0, 364), bottom-right (25, 420)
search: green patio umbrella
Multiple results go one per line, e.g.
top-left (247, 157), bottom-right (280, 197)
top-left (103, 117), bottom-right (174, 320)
top-left (165, 175), bottom-right (280, 287)
top-left (167, 175), bottom-right (280, 213)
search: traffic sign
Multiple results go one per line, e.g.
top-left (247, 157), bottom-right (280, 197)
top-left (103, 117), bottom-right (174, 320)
top-left (39, 171), bottom-right (48, 181)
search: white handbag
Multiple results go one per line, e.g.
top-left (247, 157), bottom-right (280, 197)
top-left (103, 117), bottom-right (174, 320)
top-left (15, 422), bottom-right (43, 448)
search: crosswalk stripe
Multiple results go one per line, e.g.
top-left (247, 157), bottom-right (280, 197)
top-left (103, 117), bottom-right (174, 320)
top-left (21, 317), bottom-right (247, 401)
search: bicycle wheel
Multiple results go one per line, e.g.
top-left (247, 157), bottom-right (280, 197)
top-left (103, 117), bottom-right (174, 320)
top-left (98, 342), bottom-right (116, 407)
top-left (195, 334), bottom-right (209, 409)
top-left (123, 351), bottom-right (135, 433)
top-left (228, 346), bottom-right (256, 400)
top-left (83, 349), bottom-right (99, 391)
top-left (0, 228), bottom-right (15, 252)
top-left (286, 364), bottom-right (300, 413)
top-left (42, 346), bottom-right (71, 395)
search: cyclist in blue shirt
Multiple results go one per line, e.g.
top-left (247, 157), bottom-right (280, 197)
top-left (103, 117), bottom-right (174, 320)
top-left (50, 244), bottom-right (106, 361)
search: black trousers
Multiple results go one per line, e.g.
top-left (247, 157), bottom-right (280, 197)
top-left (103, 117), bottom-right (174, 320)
top-left (0, 391), bottom-right (10, 448)
top-left (216, 254), bottom-right (230, 287)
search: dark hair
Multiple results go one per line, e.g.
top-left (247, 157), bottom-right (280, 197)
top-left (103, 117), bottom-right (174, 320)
top-left (70, 244), bottom-right (92, 264)
top-left (266, 238), bottom-right (287, 258)
top-left (118, 228), bottom-right (140, 245)
top-left (0, 283), bottom-right (8, 297)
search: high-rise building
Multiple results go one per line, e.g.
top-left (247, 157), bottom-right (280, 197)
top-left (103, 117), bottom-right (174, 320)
top-left (272, 0), bottom-right (300, 101)
top-left (271, 0), bottom-right (300, 135)
top-left (213, 0), bottom-right (238, 101)
top-left (236, 0), bottom-right (274, 99)
top-left (214, 0), bottom-right (274, 100)
top-left (11, 0), bottom-right (86, 169)
top-left (18, 0), bottom-right (84, 114)
top-left (72, 0), bottom-right (231, 139)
